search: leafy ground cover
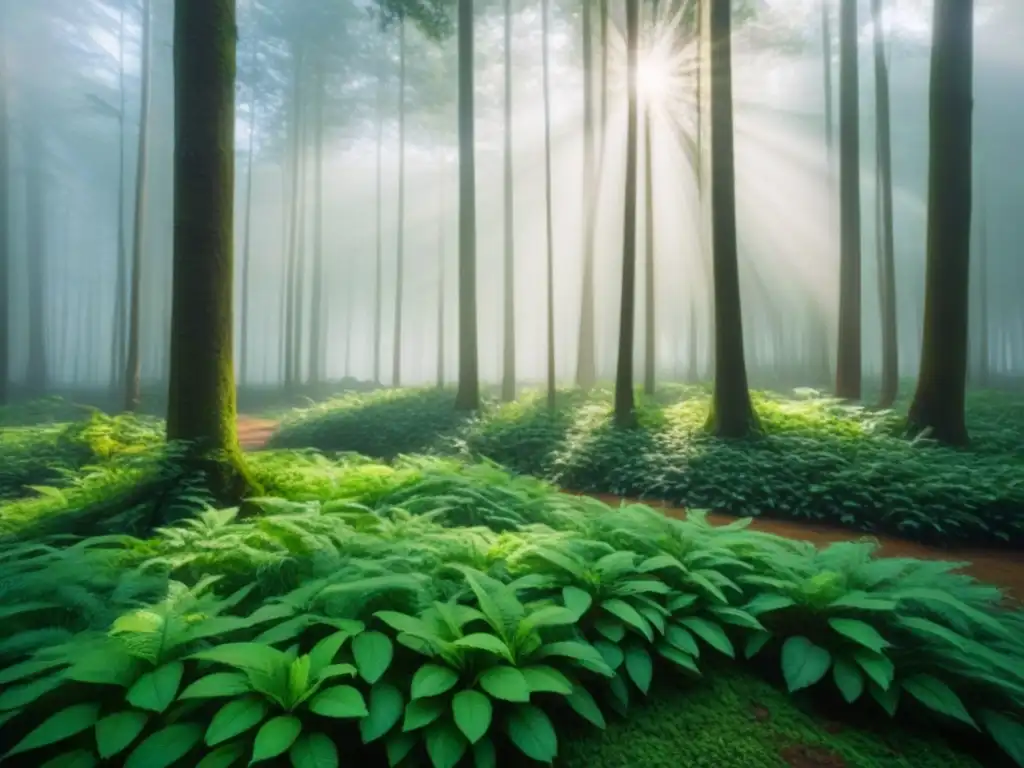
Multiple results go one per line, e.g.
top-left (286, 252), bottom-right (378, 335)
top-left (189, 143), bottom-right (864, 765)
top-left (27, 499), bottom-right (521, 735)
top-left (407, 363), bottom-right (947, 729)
top-left (268, 385), bottom-right (1024, 548)
top-left (1, 451), bottom-right (1022, 767)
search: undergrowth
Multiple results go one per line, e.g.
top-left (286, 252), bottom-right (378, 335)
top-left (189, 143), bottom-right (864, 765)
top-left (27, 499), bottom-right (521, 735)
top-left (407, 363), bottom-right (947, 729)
top-left (0, 452), bottom-right (1022, 767)
top-left (270, 386), bottom-right (1024, 547)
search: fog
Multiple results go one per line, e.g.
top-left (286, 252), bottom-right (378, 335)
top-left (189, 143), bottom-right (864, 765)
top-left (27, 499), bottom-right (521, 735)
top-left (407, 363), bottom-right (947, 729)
top-left (1, 0), bottom-right (1021, 400)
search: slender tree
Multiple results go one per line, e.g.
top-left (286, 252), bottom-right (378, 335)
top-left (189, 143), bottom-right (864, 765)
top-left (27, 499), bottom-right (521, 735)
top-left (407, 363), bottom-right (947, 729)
top-left (907, 0), bottom-right (974, 445)
top-left (454, 0), bottom-right (480, 411)
top-left (835, 0), bottom-right (861, 399)
top-left (393, 17), bottom-right (407, 387)
top-left (871, 0), bottom-right (898, 408)
top-left (500, 0), bottom-right (516, 401)
top-left (124, 0), bottom-right (152, 412)
top-left (575, 0), bottom-right (598, 391)
top-left (308, 56), bottom-right (326, 383)
top-left (705, 0), bottom-right (756, 437)
top-left (373, 52), bottom-right (385, 385)
top-left (239, 33), bottom-right (259, 387)
top-left (111, 0), bottom-right (128, 390)
top-left (0, 8), bottom-right (8, 406)
top-left (613, 0), bottom-right (639, 428)
top-left (166, 0), bottom-right (254, 499)
top-left (437, 155), bottom-right (446, 389)
top-left (24, 113), bottom-right (46, 394)
top-left (975, 166), bottom-right (989, 385)
top-left (541, 0), bottom-right (556, 409)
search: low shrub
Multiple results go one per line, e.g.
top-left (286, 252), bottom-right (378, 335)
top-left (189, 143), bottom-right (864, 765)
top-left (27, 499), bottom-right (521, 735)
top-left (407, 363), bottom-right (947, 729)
top-left (1, 454), bottom-right (1022, 767)
top-left (270, 386), bottom-right (1024, 548)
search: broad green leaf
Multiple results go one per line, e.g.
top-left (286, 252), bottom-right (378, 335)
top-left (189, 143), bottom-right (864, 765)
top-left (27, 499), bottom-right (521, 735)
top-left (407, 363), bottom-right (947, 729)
top-left (978, 710), bottom-right (1024, 766)
top-left (478, 666), bottom-right (530, 703)
top-left (828, 619), bottom-right (890, 654)
top-left (566, 685), bottom-right (606, 729)
top-left (124, 723), bottom-right (203, 768)
top-left (41, 751), bottom-right (97, 768)
top-left (385, 733), bottom-right (417, 767)
top-left (828, 593), bottom-right (897, 612)
top-left (593, 616), bottom-right (625, 643)
top-left (253, 616), bottom-right (311, 646)
top-left (594, 639), bottom-right (624, 670)
top-left (359, 682), bottom-right (404, 743)
top-left (901, 674), bottom-right (976, 729)
top-left (190, 643), bottom-right (288, 677)
top-left (425, 719), bottom-right (468, 768)
top-left (562, 586), bottom-right (593, 618)
top-left (307, 685), bottom-right (368, 718)
top-left (179, 672), bottom-right (252, 700)
top-left (869, 681), bottom-right (900, 717)
top-left (452, 689), bottom-right (492, 744)
top-left (524, 605), bottom-right (578, 628)
top-left (667, 593), bottom-right (699, 613)
top-left (66, 648), bottom-right (143, 687)
top-left (536, 640), bottom-right (613, 676)
top-left (0, 673), bottom-right (65, 711)
top-left (0, 655), bottom-right (67, 685)
top-left (624, 645), bottom-right (653, 694)
top-left (452, 633), bottom-right (513, 660)
top-left (678, 617), bottom-right (734, 658)
top-left (95, 710), bottom-right (149, 758)
top-left (832, 658), bottom-right (864, 703)
top-left (289, 732), bottom-right (339, 768)
top-left (709, 606), bottom-right (764, 631)
top-left (288, 655), bottom-right (312, 705)
top-left (307, 631), bottom-right (352, 679)
top-left (601, 599), bottom-right (653, 642)
top-left (402, 697), bottom-right (446, 731)
top-left (252, 715), bottom-right (303, 762)
top-left (374, 611), bottom-right (431, 636)
top-left (205, 696), bottom-right (268, 746)
top-left (854, 651), bottom-right (895, 691)
top-left (412, 664), bottom-right (460, 699)
top-left (6, 702), bottom-right (100, 758)
top-left (665, 624), bottom-right (700, 657)
top-left (506, 704), bottom-right (558, 762)
top-left (521, 665), bottom-right (573, 695)
top-left (744, 631), bottom-right (772, 660)
top-left (742, 593), bottom-right (795, 616)
top-left (781, 636), bottom-right (831, 692)
top-left (195, 741), bottom-right (246, 768)
top-left (126, 662), bottom-right (184, 714)
top-left (656, 644), bottom-right (701, 675)
top-left (352, 631), bottom-right (394, 684)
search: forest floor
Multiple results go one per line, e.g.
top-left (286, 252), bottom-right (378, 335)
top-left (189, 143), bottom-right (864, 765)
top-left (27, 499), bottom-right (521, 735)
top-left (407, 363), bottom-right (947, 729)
top-left (236, 414), bottom-right (1024, 603)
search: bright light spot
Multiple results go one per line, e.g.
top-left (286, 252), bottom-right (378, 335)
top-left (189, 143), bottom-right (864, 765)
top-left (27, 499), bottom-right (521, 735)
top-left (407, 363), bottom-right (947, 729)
top-left (637, 49), bottom-right (673, 101)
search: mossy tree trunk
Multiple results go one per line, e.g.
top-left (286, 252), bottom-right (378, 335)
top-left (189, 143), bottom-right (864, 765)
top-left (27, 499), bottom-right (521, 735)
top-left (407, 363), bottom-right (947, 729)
top-left (454, 0), bottom-right (480, 412)
top-left (167, 0), bottom-right (254, 502)
top-left (907, 0), bottom-right (974, 446)
top-left (239, 34), bottom-right (258, 388)
top-left (705, 0), bottom-right (756, 438)
top-left (500, 0), bottom-right (516, 402)
top-left (124, 0), bottom-right (152, 413)
top-left (613, 0), bottom-right (639, 429)
top-left (835, 0), bottom-right (861, 400)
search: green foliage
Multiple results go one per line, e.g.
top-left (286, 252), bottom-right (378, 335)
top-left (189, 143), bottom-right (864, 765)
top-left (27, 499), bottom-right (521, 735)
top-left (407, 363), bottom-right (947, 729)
top-left (271, 385), bottom-right (1024, 547)
top-left (1, 452), bottom-right (1022, 766)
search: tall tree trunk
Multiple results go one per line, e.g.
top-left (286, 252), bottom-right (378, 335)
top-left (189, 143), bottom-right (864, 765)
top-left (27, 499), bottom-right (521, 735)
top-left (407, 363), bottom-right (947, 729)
top-left (283, 52), bottom-right (303, 390)
top-left (613, 0), bottom-right (639, 428)
top-left (25, 116), bottom-right (46, 394)
top-left (706, 0), bottom-right (756, 437)
top-left (308, 56), bottom-right (326, 384)
top-left (871, 0), bottom-right (898, 408)
top-left (975, 166), bottom-right (989, 385)
top-left (575, 0), bottom-right (598, 391)
top-left (112, 0), bottom-right (128, 390)
top-left (542, 0), bottom-right (556, 409)
top-left (167, 0), bottom-right (253, 500)
top-left (454, 0), bottom-right (480, 411)
top-left (835, 0), bottom-right (861, 399)
top-left (239, 34), bottom-right (258, 388)
top-left (437, 156), bottom-right (446, 389)
top-left (291, 142), bottom-right (307, 385)
top-left (500, 0), bottom-right (516, 401)
top-left (124, 0), bottom-right (152, 412)
top-left (0, 11), bottom-right (8, 406)
top-left (393, 18), bottom-right (407, 388)
top-left (373, 54), bottom-right (385, 385)
top-left (643, 103), bottom-right (655, 396)
top-left (907, 0), bottom-right (973, 445)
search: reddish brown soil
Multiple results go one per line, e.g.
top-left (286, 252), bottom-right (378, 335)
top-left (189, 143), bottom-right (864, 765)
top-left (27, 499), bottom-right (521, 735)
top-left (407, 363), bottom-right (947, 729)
top-left (236, 416), bottom-right (1024, 601)
top-left (778, 745), bottom-right (847, 768)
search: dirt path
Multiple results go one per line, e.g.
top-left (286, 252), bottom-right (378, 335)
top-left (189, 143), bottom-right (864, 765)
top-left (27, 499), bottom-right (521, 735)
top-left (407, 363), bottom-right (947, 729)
top-left (237, 416), bottom-right (1024, 601)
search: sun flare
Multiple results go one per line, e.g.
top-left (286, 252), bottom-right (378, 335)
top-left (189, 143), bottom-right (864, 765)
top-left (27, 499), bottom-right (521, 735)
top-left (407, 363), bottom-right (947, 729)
top-left (637, 49), bottom-right (673, 101)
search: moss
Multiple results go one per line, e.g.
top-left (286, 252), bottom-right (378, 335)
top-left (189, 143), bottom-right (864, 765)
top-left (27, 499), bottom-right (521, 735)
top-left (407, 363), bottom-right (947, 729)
top-left (557, 668), bottom-right (986, 768)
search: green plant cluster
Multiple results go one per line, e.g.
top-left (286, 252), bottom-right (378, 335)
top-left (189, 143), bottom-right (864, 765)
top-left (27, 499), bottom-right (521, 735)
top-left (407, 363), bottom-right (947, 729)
top-left (0, 410), bottom-right (165, 502)
top-left (270, 386), bottom-right (1024, 547)
top-left (1, 453), bottom-right (1022, 767)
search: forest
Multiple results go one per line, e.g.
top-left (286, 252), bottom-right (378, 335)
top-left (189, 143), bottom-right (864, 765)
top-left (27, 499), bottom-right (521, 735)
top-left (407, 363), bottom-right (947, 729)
top-left (0, 0), bottom-right (1022, 766)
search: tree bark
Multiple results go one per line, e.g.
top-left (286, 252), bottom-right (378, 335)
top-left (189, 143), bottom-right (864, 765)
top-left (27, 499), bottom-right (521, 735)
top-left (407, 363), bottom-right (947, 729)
top-left (613, 0), bottom-right (639, 428)
top-left (239, 34), bottom-right (258, 388)
top-left (871, 0), bottom-right (898, 408)
top-left (575, 0), bottom-right (599, 391)
top-left (283, 51), bottom-right (303, 390)
top-left (373, 54), bottom-right (385, 385)
top-left (835, 0), bottom-right (861, 400)
top-left (437, 155), bottom-right (446, 389)
top-left (111, 0), bottom-right (128, 391)
top-left (124, 0), bottom-right (152, 412)
top-left (705, 0), bottom-right (756, 438)
top-left (643, 103), bottom-right (655, 396)
top-left (907, 0), bottom-right (974, 446)
top-left (500, 0), bottom-right (516, 401)
top-left (0, 11), bottom-right (8, 406)
top-left (454, 0), bottom-right (480, 411)
top-left (24, 114), bottom-right (47, 395)
top-left (393, 17), bottom-right (407, 388)
top-left (166, 0), bottom-right (255, 502)
top-left (308, 56), bottom-right (326, 384)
